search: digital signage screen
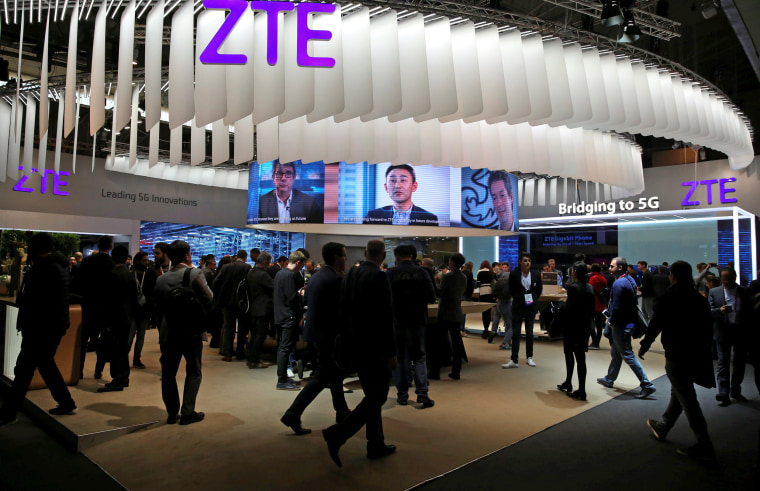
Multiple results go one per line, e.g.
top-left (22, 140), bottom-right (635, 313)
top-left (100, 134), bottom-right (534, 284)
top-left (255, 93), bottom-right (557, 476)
top-left (247, 161), bottom-right (519, 232)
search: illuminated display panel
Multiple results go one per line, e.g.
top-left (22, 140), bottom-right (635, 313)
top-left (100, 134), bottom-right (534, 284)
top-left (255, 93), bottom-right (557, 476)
top-left (247, 161), bottom-right (519, 231)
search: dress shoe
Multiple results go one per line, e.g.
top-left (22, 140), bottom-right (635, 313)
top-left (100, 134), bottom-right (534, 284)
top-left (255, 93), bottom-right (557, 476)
top-left (526, 357), bottom-right (536, 367)
top-left (481, 331), bottom-right (489, 340)
top-left (286, 378), bottom-right (302, 386)
top-left (447, 373), bottom-right (460, 380)
top-left (97, 383), bottom-right (125, 393)
top-left (417, 396), bottom-right (435, 408)
top-left (716, 394), bottom-right (731, 407)
top-left (732, 394), bottom-right (748, 403)
top-left (247, 362), bottom-right (270, 369)
top-left (557, 381), bottom-right (573, 393)
top-left (367, 443), bottom-right (397, 460)
top-left (166, 413), bottom-right (180, 424)
top-left (397, 398), bottom-right (408, 406)
top-left (567, 390), bottom-right (587, 401)
top-left (647, 419), bottom-right (669, 442)
top-left (596, 377), bottom-right (613, 388)
top-left (638, 387), bottom-right (656, 399)
top-left (221, 356), bottom-right (233, 362)
top-left (179, 411), bottom-right (205, 425)
top-left (295, 360), bottom-right (304, 379)
top-left (48, 404), bottom-right (78, 415)
top-left (323, 428), bottom-right (343, 468)
top-left (502, 360), bottom-right (519, 369)
top-left (280, 415), bottom-right (312, 435)
top-left (487, 333), bottom-right (495, 344)
top-left (133, 361), bottom-right (146, 369)
top-left (276, 382), bottom-right (301, 391)
top-left (588, 343), bottom-right (600, 350)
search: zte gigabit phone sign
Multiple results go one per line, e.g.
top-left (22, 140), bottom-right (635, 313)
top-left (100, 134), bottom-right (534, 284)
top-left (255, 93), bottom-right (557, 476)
top-left (200, 0), bottom-right (336, 67)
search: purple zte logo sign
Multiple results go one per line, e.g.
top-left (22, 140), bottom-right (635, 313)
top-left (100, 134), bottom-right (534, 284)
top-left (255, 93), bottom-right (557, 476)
top-left (12, 166), bottom-right (70, 195)
top-left (681, 178), bottom-right (737, 206)
top-left (200, 0), bottom-right (336, 67)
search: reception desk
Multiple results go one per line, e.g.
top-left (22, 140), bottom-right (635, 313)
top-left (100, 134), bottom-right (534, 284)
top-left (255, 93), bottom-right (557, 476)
top-left (427, 300), bottom-right (496, 318)
top-left (1, 297), bottom-right (82, 389)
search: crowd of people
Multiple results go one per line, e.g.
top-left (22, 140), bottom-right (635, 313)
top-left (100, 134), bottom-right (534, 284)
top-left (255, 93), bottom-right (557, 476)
top-left (1, 234), bottom-right (758, 467)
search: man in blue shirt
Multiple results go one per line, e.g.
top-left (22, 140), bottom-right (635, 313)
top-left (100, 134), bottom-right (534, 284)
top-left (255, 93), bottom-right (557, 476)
top-left (597, 257), bottom-right (656, 399)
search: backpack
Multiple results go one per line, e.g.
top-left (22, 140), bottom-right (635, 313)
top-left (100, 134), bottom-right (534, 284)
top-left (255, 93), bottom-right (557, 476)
top-left (390, 268), bottom-right (423, 310)
top-left (165, 268), bottom-right (208, 338)
top-left (236, 277), bottom-right (250, 314)
top-left (597, 286), bottom-right (611, 306)
top-left (492, 277), bottom-right (511, 301)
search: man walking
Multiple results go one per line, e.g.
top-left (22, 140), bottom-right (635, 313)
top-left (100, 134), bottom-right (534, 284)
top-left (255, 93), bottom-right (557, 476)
top-left (597, 257), bottom-right (656, 398)
top-left (322, 240), bottom-right (397, 467)
top-left (387, 245), bottom-right (436, 406)
top-left (280, 243), bottom-right (351, 434)
top-left (640, 260), bottom-right (716, 463)
top-left (1, 233), bottom-right (77, 425)
top-left (154, 240), bottom-right (212, 425)
top-left (438, 253), bottom-right (468, 380)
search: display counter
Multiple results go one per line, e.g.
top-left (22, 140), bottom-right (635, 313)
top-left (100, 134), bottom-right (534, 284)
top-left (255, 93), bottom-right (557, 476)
top-left (427, 300), bottom-right (496, 318)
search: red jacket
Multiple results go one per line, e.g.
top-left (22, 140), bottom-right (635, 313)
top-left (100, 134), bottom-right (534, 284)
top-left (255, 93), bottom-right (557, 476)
top-left (589, 272), bottom-right (608, 312)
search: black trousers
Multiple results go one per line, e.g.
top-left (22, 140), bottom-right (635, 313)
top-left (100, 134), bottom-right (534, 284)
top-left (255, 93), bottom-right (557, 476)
top-left (1, 331), bottom-right (75, 419)
top-left (327, 362), bottom-right (390, 445)
top-left (247, 315), bottom-right (271, 364)
top-left (283, 342), bottom-right (349, 421)
top-left (441, 320), bottom-right (467, 376)
top-left (662, 358), bottom-right (713, 449)
top-left (160, 336), bottom-right (203, 417)
top-left (98, 324), bottom-right (131, 385)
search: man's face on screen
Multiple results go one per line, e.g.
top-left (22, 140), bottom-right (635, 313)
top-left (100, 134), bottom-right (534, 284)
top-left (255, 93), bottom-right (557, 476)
top-left (273, 163), bottom-right (296, 200)
top-left (490, 179), bottom-right (514, 229)
top-left (384, 168), bottom-right (418, 209)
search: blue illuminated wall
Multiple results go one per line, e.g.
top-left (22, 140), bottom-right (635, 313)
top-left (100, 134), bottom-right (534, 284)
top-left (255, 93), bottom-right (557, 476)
top-left (140, 221), bottom-right (305, 265)
top-left (499, 236), bottom-right (519, 270)
top-left (717, 220), bottom-right (753, 286)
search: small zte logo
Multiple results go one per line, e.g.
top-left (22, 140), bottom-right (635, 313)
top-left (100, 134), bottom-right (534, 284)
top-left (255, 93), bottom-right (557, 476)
top-left (13, 166), bottom-right (70, 196)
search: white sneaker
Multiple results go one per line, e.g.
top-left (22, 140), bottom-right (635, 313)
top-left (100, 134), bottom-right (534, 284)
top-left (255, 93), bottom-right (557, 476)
top-left (501, 360), bottom-right (519, 369)
top-left (287, 368), bottom-right (295, 378)
top-left (526, 357), bottom-right (536, 367)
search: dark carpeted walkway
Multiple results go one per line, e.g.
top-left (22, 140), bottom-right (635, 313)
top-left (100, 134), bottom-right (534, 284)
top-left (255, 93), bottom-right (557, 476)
top-left (415, 371), bottom-right (760, 491)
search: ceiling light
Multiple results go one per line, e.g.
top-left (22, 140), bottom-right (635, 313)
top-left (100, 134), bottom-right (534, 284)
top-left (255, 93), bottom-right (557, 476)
top-left (601, 0), bottom-right (624, 27)
top-left (617, 9), bottom-right (641, 43)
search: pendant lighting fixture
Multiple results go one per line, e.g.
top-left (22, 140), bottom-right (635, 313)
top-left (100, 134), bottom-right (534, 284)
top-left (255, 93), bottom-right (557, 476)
top-left (601, 0), bottom-right (624, 27)
top-left (618, 8), bottom-right (642, 43)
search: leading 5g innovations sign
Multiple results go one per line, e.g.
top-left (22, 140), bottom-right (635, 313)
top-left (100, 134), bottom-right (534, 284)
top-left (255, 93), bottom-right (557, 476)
top-left (200, 0), bottom-right (336, 67)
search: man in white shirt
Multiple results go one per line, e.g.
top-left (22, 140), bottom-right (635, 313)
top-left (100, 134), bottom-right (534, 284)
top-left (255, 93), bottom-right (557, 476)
top-left (258, 161), bottom-right (323, 224)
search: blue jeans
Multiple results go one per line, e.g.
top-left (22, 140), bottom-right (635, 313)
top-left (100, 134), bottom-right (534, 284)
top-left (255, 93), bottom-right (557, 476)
top-left (393, 323), bottom-right (428, 400)
top-left (602, 324), bottom-right (653, 389)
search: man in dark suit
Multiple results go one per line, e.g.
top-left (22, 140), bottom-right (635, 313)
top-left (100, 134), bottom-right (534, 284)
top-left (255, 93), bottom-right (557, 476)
top-left (258, 161), bottom-right (323, 224)
top-left (503, 252), bottom-right (543, 368)
top-left (1, 233), bottom-right (77, 425)
top-left (322, 240), bottom-right (397, 467)
top-left (708, 267), bottom-right (749, 406)
top-left (437, 253), bottom-right (468, 380)
top-left (212, 250), bottom-right (252, 361)
top-left (273, 251), bottom-right (308, 390)
top-left (245, 252), bottom-right (274, 369)
top-left (387, 245), bottom-right (436, 406)
top-left (363, 164), bottom-right (439, 226)
top-left (280, 243), bottom-right (351, 434)
top-left (640, 260), bottom-right (716, 463)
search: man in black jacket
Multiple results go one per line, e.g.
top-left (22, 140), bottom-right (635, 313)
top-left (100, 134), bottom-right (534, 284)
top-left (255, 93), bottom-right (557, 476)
top-left (79, 235), bottom-right (114, 379)
top-left (503, 252), bottom-right (543, 368)
top-left (1, 233), bottom-right (78, 425)
top-left (273, 251), bottom-right (307, 390)
top-left (322, 239), bottom-right (397, 467)
top-left (438, 253), bottom-right (468, 380)
top-left (213, 250), bottom-right (252, 361)
top-left (245, 252), bottom-right (274, 369)
top-left (640, 260), bottom-right (716, 463)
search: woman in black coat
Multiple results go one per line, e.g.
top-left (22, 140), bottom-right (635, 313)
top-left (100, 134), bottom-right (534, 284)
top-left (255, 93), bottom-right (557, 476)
top-left (476, 260), bottom-right (495, 339)
top-left (557, 262), bottom-right (595, 401)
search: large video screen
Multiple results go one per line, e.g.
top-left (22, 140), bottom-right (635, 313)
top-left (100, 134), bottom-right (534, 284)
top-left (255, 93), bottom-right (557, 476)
top-left (247, 161), bottom-right (519, 231)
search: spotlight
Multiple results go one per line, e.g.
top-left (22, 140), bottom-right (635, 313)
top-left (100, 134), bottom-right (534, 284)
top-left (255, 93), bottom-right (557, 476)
top-left (601, 0), bottom-right (624, 27)
top-left (701, 1), bottom-right (718, 19)
top-left (617, 8), bottom-right (641, 43)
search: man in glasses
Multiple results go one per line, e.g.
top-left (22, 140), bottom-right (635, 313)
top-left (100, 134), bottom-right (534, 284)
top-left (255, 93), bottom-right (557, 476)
top-left (363, 164), bottom-right (439, 226)
top-left (258, 160), bottom-right (323, 224)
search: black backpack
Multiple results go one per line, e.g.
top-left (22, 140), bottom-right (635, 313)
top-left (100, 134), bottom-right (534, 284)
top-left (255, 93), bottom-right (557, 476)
top-left (236, 277), bottom-right (250, 314)
top-left (165, 268), bottom-right (208, 338)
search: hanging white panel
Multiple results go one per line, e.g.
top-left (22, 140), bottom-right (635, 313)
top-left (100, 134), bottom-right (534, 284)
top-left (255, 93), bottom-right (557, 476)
top-left (348, 118), bottom-right (374, 165)
top-left (545, 126), bottom-right (566, 177)
top-left (439, 120), bottom-right (463, 167)
top-left (465, 26), bottom-right (507, 123)
top-left (63, 0), bottom-right (79, 137)
top-left (536, 178), bottom-right (546, 206)
top-left (114, 0), bottom-right (136, 132)
top-left (72, 88), bottom-right (81, 173)
top-left (692, 87), bottom-right (710, 139)
top-left (144, 0), bottom-right (164, 130)
top-left (174, 165), bottom-right (190, 183)
top-left (596, 54), bottom-right (625, 130)
top-left (279, 117), bottom-right (304, 164)
top-left (497, 122), bottom-right (518, 171)
top-left (558, 43), bottom-right (591, 127)
top-left (90, 0), bottom-right (107, 135)
top-left (488, 29), bottom-right (530, 124)
top-left (23, 98), bottom-right (36, 171)
top-left (515, 123), bottom-right (535, 174)
top-left (169, 0), bottom-right (195, 129)
top-left (0, 102), bottom-right (11, 182)
top-left (334, 8), bottom-right (371, 123)
top-left (361, 10), bottom-right (402, 122)
top-left (557, 126), bottom-right (578, 179)
top-left (39, 11), bottom-right (50, 140)
top-left (369, 119), bottom-right (398, 164)
top-left (573, 47), bottom-right (609, 129)
top-left (37, 100), bottom-right (49, 173)
top-left (681, 81), bottom-right (701, 137)
top-left (549, 178), bottom-right (558, 206)
top-left (211, 120), bottom-right (229, 165)
top-left (523, 179), bottom-right (535, 206)
top-left (629, 62), bottom-right (655, 133)
top-left (252, 8), bottom-right (286, 124)
top-left (517, 178), bottom-right (524, 206)
top-left (190, 118), bottom-right (205, 165)
top-left (669, 76), bottom-right (690, 138)
top-left (531, 124), bottom-right (551, 175)
top-left (414, 18), bottom-right (457, 122)
top-left (388, 14), bottom-right (429, 122)
top-left (439, 22), bottom-right (483, 123)
top-left (658, 72), bottom-right (680, 136)
top-left (129, 87), bottom-right (139, 168)
top-left (195, 10), bottom-right (227, 127)
top-left (256, 117), bottom-right (279, 164)
top-left (280, 11), bottom-right (316, 123)
top-left (109, 93), bottom-right (118, 165)
top-left (417, 119), bottom-right (442, 166)
top-left (460, 122), bottom-right (482, 167)
top-left (615, 57), bottom-right (641, 130)
top-left (308, 4), bottom-right (344, 123)
top-left (532, 39), bottom-right (573, 127)
top-left (509, 35), bottom-right (551, 124)
top-left (169, 126), bottom-right (182, 166)
top-left (302, 118), bottom-right (327, 164)
top-left (54, 98), bottom-right (64, 173)
top-left (583, 131), bottom-right (600, 184)
top-left (392, 118), bottom-right (421, 165)
top-left (479, 122), bottom-right (501, 169)
top-left (570, 128), bottom-right (588, 182)
top-left (642, 68), bottom-right (668, 135)
top-left (325, 118), bottom-right (351, 163)
top-left (224, 7), bottom-right (255, 125)
top-left (149, 124), bottom-right (159, 168)
top-left (213, 169), bottom-right (229, 187)
top-left (234, 115), bottom-right (254, 164)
